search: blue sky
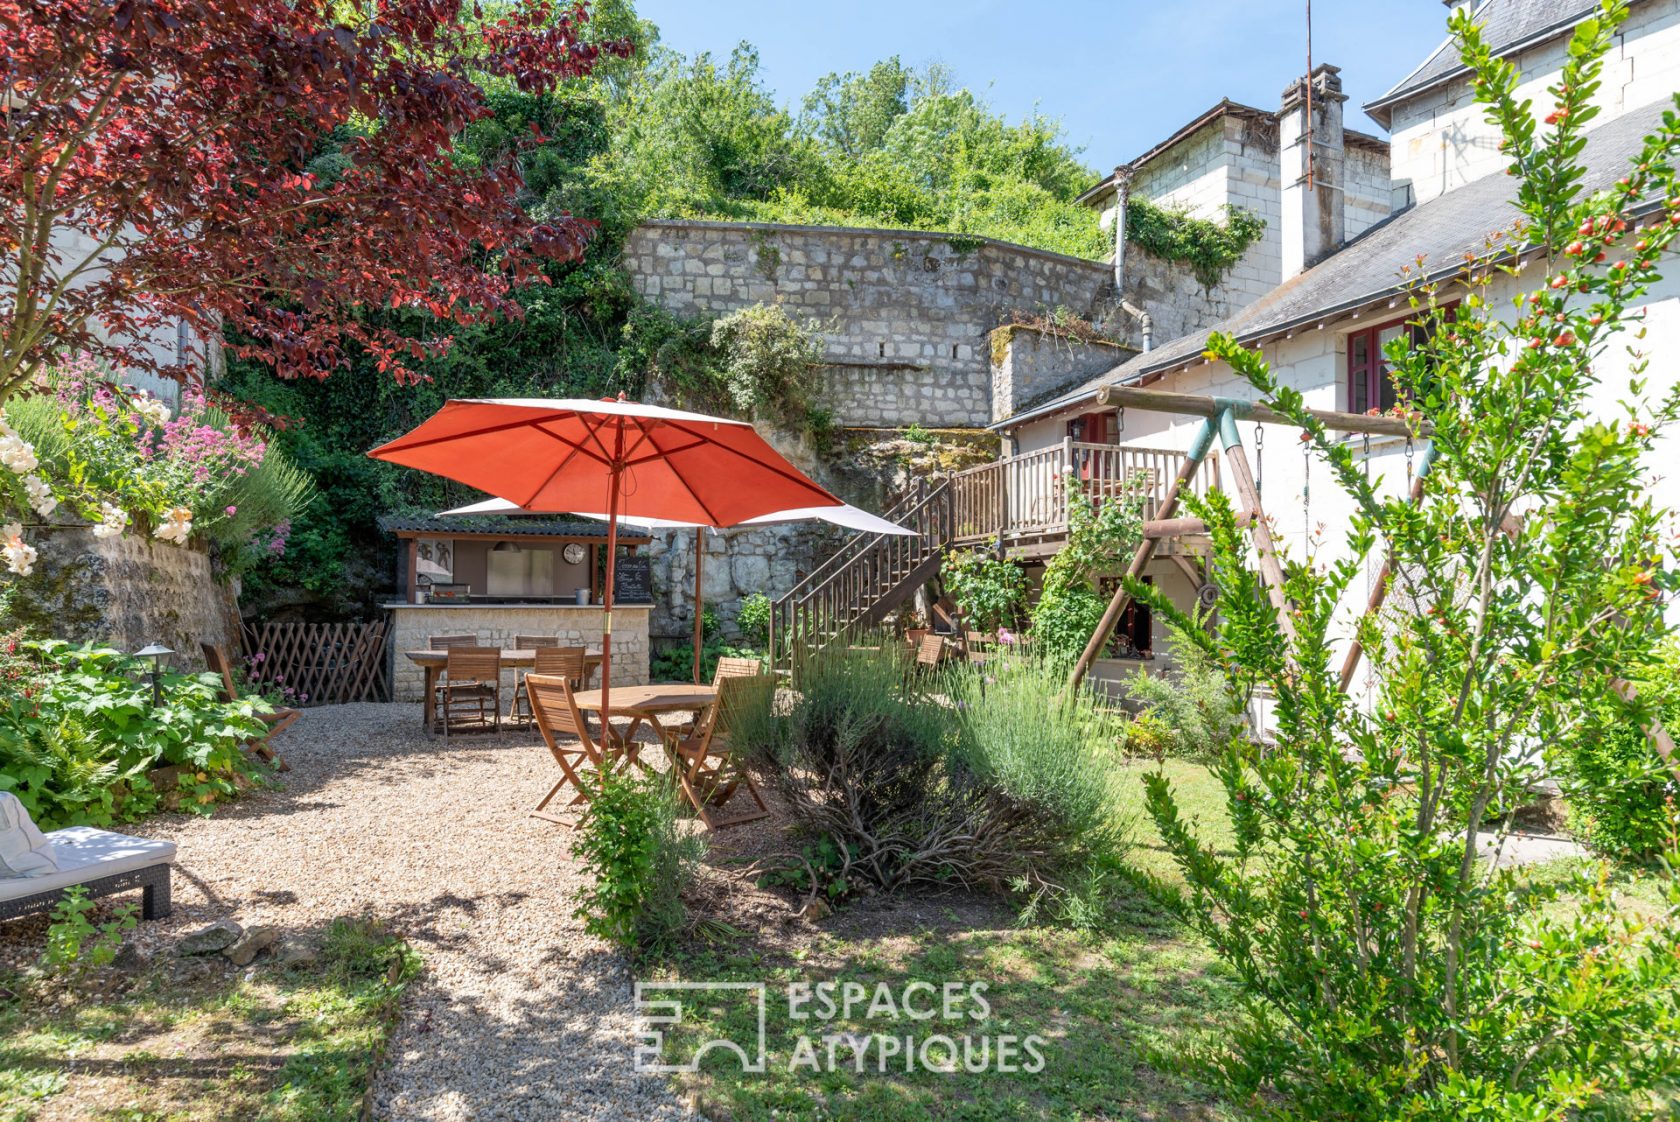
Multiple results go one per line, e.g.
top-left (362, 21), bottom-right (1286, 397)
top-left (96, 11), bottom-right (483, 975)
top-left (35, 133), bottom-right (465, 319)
top-left (633, 1), bottom-right (1458, 170)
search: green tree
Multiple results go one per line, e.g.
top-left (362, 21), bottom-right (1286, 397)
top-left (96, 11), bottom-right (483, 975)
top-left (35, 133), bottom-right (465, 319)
top-left (800, 57), bottom-right (911, 158)
top-left (1137, 5), bottom-right (1680, 1117)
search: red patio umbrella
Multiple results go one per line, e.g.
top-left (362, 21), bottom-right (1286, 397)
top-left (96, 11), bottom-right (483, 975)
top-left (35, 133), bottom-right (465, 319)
top-left (368, 397), bottom-right (841, 733)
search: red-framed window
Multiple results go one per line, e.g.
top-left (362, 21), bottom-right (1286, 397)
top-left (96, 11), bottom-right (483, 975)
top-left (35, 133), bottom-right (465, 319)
top-left (1346, 308), bottom-right (1453, 415)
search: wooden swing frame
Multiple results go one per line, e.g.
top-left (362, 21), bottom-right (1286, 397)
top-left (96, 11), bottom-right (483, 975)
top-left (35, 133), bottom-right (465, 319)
top-left (1064, 384), bottom-right (1679, 782)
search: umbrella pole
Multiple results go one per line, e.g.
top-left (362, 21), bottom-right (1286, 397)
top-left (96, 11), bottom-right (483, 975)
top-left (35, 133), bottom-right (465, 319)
top-left (693, 529), bottom-right (704, 685)
top-left (600, 431), bottom-right (623, 771)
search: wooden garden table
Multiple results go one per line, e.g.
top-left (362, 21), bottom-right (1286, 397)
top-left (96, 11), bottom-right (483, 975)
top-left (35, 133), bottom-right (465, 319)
top-left (405, 648), bottom-right (602, 729)
top-left (569, 683), bottom-right (717, 765)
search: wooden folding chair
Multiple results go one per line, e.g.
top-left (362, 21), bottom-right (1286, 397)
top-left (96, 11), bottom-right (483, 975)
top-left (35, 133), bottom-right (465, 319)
top-left (436, 647), bottom-right (501, 738)
top-left (915, 632), bottom-right (947, 671)
top-left (514, 634), bottom-right (560, 650)
top-left (429, 634), bottom-right (479, 650)
top-left (525, 673), bottom-right (626, 823)
top-left (201, 642), bottom-right (296, 771)
top-left (671, 674), bottom-right (773, 830)
top-left (712, 656), bottom-right (763, 684)
top-left (510, 646), bottom-right (586, 725)
top-left (667, 655), bottom-right (765, 740)
top-left (963, 630), bottom-right (994, 666)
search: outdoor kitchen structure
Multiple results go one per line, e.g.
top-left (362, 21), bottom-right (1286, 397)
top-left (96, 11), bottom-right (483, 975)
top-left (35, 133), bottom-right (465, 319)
top-left (378, 514), bottom-right (655, 699)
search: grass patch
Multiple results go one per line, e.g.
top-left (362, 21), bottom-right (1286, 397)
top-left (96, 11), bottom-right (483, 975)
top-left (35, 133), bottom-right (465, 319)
top-left (648, 891), bottom-right (1241, 1122)
top-left (1113, 758), bottom-right (1234, 888)
top-left (0, 917), bottom-right (418, 1122)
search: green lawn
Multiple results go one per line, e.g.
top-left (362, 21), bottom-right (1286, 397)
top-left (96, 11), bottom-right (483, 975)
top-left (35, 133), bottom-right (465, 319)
top-left (648, 757), bottom-right (1244, 1122)
top-left (651, 898), bottom-right (1241, 1122)
top-left (1112, 758), bottom-right (1235, 887)
top-left (0, 917), bottom-right (417, 1122)
top-left (656, 754), bottom-right (1680, 1122)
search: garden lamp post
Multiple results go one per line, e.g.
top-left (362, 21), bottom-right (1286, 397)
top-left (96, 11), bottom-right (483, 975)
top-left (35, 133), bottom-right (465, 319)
top-left (134, 643), bottom-right (174, 707)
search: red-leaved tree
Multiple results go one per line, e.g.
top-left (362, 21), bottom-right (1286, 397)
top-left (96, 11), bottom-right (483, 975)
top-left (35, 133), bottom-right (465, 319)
top-left (0, 0), bottom-right (630, 402)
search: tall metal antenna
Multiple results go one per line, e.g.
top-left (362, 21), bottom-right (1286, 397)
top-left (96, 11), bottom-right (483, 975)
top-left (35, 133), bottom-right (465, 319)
top-left (1304, 0), bottom-right (1315, 189)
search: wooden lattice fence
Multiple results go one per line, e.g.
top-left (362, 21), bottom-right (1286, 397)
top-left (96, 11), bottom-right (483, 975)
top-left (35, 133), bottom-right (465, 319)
top-left (241, 619), bottom-right (391, 706)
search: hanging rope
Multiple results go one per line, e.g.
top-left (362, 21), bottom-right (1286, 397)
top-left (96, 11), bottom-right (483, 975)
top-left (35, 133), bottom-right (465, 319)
top-left (1254, 423), bottom-right (1265, 499)
top-left (1362, 432), bottom-right (1374, 696)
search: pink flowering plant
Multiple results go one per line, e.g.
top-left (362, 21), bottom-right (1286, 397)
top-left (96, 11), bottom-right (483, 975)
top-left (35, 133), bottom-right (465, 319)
top-left (0, 353), bottom-right (309, 576)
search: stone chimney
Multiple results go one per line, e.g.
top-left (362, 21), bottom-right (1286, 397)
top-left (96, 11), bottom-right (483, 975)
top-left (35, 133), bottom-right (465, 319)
top-left (1279, 63), bottom-right (1347, 277)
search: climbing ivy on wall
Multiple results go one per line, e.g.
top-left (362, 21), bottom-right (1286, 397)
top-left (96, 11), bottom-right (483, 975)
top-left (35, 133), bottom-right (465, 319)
top-left (1127, 199), bottom-right (1266, 287)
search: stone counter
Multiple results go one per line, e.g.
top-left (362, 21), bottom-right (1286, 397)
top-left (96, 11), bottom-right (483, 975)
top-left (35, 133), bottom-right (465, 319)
top-left (386, 603), bottom-right (650, 700)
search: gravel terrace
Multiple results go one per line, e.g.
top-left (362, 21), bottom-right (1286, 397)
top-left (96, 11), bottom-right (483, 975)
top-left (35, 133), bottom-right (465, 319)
top-left (4, 703), bottom-right (691, 1122)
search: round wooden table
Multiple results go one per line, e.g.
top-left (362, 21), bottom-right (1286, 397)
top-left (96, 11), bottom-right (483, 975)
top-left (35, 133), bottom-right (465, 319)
top-left (405, 649), bottom-right (602, 729)
top-left (569, 683), bottom-right (717, 763)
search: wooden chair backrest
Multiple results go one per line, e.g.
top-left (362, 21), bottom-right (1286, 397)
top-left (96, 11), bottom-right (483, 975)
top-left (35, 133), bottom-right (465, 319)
top-left (695, 673), bottom-right (774, 747)
top-left (430, 634), bottom-right (479, 650)
top-left (964, 630), bottom-right (989, 647)
top-left (515, 634), bottom-right (560, 650)
top-left (712, 656), bottom-right (762, 685)
top-left (443, 646), bottom-right (501, 682)
top-left (525, 673), bottom-right (600, 760)
top-left (201, 642), bottom-right (238, 702)
top-left (533, 646), bottom-right (587, 681)
top-left (916, 633), bottom-right (945, 667)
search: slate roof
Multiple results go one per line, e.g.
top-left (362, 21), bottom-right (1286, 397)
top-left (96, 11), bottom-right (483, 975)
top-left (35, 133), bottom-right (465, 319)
top-left (1365, 0), bottom-right (1608, 126)
top-left (996, 96), bottom-right (1672, 432)
top-left (377, 514), bottom-right (651, 539)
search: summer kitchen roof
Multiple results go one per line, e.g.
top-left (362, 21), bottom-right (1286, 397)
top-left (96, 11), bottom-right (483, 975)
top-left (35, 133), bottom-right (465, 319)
top-left (377, 514), bottom-right (652, 542)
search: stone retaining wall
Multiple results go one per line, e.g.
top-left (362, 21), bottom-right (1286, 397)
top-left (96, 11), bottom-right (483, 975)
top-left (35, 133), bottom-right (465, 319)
top-left (2, 524), bottom-right (240, 660)
top-left (624, 220), bottom-right (1119, 428)
top-left (990, 326), bottom-right (1137, 424)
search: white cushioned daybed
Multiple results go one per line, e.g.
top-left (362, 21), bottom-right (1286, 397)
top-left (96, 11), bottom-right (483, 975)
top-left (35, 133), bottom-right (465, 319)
top-left (0, 793), bottom-right (175, 921)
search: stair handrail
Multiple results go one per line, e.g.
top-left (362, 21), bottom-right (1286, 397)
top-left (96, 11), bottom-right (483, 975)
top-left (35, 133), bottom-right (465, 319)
top-left (770, 478), bottom-right (952, 671)
top-left (790, 480), bottom-right (948, 609)
top-left (780, 477), bottom-right (933, 601)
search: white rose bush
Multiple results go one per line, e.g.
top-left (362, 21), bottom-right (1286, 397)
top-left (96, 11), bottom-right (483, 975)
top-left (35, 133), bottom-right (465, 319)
top-left (0, 353), bottom-right (309, 580)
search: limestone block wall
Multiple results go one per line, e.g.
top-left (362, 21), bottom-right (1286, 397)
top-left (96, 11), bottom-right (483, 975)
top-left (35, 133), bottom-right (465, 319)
top-left (386, 604), bottom-right (649, 700)
top-left (1345, 143), bottom-right (1393, 241)
top-left (639, 520), bottom-right (846, 645)
top-left (3, 524), bottom-right (239, 659)
top-left (1130, 118), bottom-right (1231, 216)
top-left (624, 220), bottom-right (1118, 428)
top-left (1093, 108), bottom-right (1390, 331)
top-left (989, 326), bottom-right (1136, 423)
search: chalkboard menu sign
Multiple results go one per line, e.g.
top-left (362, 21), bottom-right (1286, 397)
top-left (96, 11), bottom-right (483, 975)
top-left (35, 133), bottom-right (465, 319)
top-left (612, 556), bottom-right (654, 604)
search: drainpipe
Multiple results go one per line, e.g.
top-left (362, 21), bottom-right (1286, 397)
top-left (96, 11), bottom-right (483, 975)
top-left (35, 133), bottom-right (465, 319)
top-left (1109, 165), bottom-right (1153, 352)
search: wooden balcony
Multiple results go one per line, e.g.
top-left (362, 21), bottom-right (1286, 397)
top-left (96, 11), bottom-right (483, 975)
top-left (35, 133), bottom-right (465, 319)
top-left (949, 440), bottom-right (1220, 559)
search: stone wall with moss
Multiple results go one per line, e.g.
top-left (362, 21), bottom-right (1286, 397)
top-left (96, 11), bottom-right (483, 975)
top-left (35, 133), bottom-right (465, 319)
top-left (625, 219), bottom-right (1119, 427)
top-left (989, 325), bottom-right (1137, 423)
top-left (2, 523), bottom-right (240, 658)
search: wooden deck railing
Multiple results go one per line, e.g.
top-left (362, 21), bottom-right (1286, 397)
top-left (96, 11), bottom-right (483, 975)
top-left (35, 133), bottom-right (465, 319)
top-left (950, 440), bottom-right (1217, 547)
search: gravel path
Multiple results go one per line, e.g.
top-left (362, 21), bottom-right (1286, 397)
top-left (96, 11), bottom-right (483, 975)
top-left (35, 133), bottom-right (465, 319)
top-left (16, 704), bottom-right (690, 1121)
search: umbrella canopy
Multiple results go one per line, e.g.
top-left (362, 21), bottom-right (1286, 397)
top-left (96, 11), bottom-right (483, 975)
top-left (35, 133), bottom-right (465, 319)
top-left (370, 397), bottom-right (841, 737)
top-left (435, 497), bottom-right (917, 537)
top-left (369, 398), bottom-right (839, 527)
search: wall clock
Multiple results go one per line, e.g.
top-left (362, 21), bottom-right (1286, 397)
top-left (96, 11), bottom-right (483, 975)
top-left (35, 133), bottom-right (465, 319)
top-left (562, 543), bottom-right (587, 565)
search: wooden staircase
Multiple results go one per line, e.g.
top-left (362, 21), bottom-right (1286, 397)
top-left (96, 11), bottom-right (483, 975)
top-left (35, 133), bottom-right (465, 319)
top-left (768, 478), bottom-right (952, 675)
